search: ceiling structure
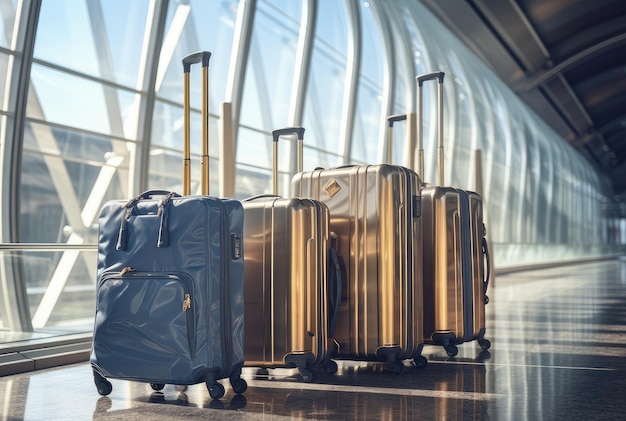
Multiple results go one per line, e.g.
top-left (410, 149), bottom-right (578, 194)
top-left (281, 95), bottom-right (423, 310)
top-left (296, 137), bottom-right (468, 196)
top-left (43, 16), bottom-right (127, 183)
top-left (420, 0), bottom-right (626, 197)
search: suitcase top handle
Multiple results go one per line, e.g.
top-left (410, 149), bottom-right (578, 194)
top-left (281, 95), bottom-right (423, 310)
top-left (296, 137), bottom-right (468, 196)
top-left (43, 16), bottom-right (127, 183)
top-left (182, 51), bottom-right (212, 196)
top-left (387, 114), bottom-right (406, 127)
top-left (416, 71), bottom-right (445, 86)
top-left (182, 51), bottom-right (211, 72)
top-left (271, 127), bottom-right (305, 195)
top-left (272, 127), bottom-right (305, 143)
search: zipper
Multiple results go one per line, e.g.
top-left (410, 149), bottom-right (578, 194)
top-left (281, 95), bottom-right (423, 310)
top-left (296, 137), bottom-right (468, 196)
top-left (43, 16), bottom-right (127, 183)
top-left (98, 267), bottom-right (197, 357)
top-left (213, 200), bottom-right (233, 378)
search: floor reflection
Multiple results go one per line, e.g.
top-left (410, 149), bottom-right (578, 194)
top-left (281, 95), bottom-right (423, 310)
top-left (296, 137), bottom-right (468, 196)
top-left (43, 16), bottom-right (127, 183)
top-left (2, 260), bottom-right (626, 420)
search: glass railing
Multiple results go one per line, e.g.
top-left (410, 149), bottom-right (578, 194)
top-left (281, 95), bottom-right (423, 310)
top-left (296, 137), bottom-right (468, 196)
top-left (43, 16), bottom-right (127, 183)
top-left (0, 243), bottom-right (97, 345)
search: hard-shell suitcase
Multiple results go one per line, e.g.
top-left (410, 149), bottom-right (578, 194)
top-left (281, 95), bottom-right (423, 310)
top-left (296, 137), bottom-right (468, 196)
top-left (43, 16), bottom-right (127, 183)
top-left (291, 144), bottom-right (427, 373)
top-left (414, 71), bottom-right (491, 357)
top-left (90, 51), bottom-right (247, 400)
top-left (242, 127), bottom-right (341, 382)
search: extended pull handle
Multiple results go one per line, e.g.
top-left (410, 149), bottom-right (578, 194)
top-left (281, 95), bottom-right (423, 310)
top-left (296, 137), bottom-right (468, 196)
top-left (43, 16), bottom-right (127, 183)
top-left (386, 113), bottom-right (417, 170)
top-left (386, 114), bottom-right (406, 165)
top-left (182, 51), bottom-right (212, 196)
top-left (417, 71), bottom-right (445, 186)
top-left (271, 127), bottom-right (305, 195)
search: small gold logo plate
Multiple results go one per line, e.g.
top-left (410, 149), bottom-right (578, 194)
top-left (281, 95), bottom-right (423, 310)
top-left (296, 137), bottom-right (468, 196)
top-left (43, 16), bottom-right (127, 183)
top-left (323, 179), bottom-right (341, 198)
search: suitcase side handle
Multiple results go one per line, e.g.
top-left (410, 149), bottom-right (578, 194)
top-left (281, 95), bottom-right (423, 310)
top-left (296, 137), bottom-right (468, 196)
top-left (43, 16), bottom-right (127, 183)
top-left (482, 236), bottom-right (491, 304)
top-left (416, 71), bottom-right (445, 186)
top-left (182, 51), bottom-right (212, 196)
top-left (271, 127), bottom-right (305, 195)
top-left (327, 247), bottom-right (343, 338)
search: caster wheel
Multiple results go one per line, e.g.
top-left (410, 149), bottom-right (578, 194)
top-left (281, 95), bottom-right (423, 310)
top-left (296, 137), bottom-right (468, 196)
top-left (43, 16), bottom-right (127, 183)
top-left (299, 368), bottom-right (317, 383)
top-left (231, 378), bottom-right (247, 394)
top-left (323, 360), bottom-right (338, 374)
top-left (150, 383), bottom-right (165, 391)
top-left (208, 382), bottom-right (225, 400)
top-left (479, 338), bottom-right (491, 351)
top-left (484, 295), bottom-right (490, 305)
top-left (445, 344), bottom-right (458, 357)
top-left (414, 355), bottom-right (428, 369)
top-left (96, 379), bottom-right (112, 396)
top-left (391, 360), bottom-right (405, 374)
top-left (254, 367), bottom-right (269, 379)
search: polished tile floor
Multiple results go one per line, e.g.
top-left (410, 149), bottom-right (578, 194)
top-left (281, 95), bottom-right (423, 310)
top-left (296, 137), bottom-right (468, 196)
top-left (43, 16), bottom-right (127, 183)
top-left (2, 259), bottom-right (626, 420)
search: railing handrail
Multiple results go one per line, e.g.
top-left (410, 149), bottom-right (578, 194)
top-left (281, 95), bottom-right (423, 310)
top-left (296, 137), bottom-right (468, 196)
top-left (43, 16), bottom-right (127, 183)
top-left (0, 243), bottom-right (97, 251)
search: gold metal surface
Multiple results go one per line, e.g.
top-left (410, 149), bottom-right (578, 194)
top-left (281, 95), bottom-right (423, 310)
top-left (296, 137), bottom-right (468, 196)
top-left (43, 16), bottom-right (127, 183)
top-left (242, 198), bottom-right (330, 367)
top-left (201, 66), bottom-right (210, 195)
top-left (469, 192), bottom-right (486, 333)
top-left (219, 102), bottom-right (235, 197)
top-left (421, 187), bottom-right (463, 341)
top-left (182, 294), bottom-right (191, 312)
top-left (421, 187), bottom-right (488, 344)
top-left (292, 165), bottom-right (423, 360)
top-left (323, 179), bottom-right (341, 198)
top-left (183, 72), bottom-right (191, 196)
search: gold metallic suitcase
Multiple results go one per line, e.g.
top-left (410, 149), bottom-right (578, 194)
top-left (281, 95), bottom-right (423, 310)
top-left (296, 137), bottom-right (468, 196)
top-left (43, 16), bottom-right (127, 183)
top-left (415, 71), bottom-right (491, 357)
top-left (242, 127), bottom-right (340, 382)
top-left (292, 161), bottom-right (426, 373)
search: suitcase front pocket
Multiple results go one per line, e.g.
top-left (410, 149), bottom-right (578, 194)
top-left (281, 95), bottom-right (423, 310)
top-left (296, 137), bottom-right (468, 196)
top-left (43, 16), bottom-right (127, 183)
top-left (94, 270), bottom-right (197, 381)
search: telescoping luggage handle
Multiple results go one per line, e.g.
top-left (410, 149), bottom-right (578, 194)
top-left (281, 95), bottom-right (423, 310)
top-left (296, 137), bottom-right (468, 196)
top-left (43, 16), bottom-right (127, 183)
top-left (182, 51), bottom-right (212, 196)
top-left (271, 127), bottom-right (305, 195)
top-left (386, 114), bottom-right (416, 169)
top-left (417, 71), bottom-right (445, 186)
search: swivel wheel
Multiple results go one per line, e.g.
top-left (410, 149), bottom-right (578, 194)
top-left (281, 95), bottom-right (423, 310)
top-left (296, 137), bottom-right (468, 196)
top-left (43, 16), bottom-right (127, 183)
top-left (207, 382), bottom-right (225, 400)
top-left (479, 338), bottom-right (491, 351)
top-left (414, 355), bottom-right (428, 369)
top-left (230, 378), bottom-right (248, 394)
top-left (299, 367), bottom-right (317, 383)
top-left (444, 344), bottom-right (458, 357)
top-left (323, 360), bottom-right (338, 374)
top-left (94, 371), bottom-right (112, 396)
top-left (390, 360), bottom-right (405, 374)
top-left (150, 383), bottom-right (165, 391)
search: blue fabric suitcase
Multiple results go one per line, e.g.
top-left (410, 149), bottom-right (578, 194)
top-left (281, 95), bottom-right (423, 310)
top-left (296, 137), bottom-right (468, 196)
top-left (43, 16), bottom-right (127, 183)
top-left (90, 51), bottom-right (246, 400)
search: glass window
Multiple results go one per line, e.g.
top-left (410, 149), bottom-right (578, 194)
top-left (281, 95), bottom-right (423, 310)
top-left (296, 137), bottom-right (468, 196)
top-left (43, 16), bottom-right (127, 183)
top-left (150, 99), bottom-right (219, 157)
top-left (352, 2), bottom-right (386, 164)
top-left (302, 0), bottom-right (348, 159)
top-left (445, 50), bottom-right (472, 189)
top-left (0, 52), bottom-right (9, 111)
top-left (156, 0), bottom-right (239, 109)
top-left (0, 0), bottom-right (19, 50)
top-left (28, 63), bottom-right (139, 139)
top-left (34, 0), bottom-right (150, 89)
top-left (239, 0), bottom-right (301, 129)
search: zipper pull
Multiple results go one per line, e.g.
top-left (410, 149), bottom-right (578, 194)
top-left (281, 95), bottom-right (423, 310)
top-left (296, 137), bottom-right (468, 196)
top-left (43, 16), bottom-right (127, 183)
top-left (182, 294), bottom-right (191, 312)
top-left (119, 267), bottom-right (135, 276)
